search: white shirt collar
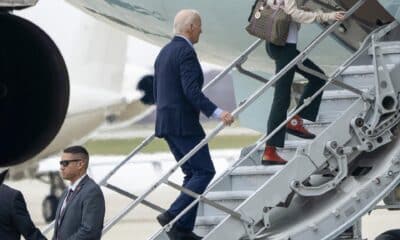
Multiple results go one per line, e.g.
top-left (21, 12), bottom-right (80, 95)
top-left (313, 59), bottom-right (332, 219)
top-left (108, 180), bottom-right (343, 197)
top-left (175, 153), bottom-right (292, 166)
top-left (69, 174), bottom-right (87, 191)
top-left (176, 35), bottom-right (194, 48)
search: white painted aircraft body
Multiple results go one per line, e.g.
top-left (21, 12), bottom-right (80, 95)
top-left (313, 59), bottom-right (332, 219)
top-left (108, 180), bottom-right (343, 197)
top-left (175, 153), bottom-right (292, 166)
top-left (5, 0), bottom-right (151, 180)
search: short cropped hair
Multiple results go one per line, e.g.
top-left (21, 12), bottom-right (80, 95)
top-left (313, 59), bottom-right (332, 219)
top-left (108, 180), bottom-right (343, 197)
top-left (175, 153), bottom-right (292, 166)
top-left (63, 145), bottom-right (89, 168)
top-left (173, 9), bottom-right (200, 35)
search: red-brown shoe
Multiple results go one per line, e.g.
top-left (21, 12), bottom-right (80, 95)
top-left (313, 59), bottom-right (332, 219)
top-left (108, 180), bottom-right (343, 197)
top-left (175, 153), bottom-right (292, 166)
top-left (261, 146), bottom-right (287, 165)
top-left (286, 115), bottom-right (316, 139)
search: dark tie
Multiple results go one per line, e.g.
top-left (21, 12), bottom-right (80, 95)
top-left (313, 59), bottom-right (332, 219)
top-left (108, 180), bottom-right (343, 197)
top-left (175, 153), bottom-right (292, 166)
top-left (58, 189), bottom-right (74, 227)
top-left (56, 189), bottom-right (74, 240)
top-left (65, 189), bottom-right (74, 203)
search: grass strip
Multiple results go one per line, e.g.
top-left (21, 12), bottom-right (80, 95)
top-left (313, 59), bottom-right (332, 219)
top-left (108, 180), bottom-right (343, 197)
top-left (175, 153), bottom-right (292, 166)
top-left (85, 135), bottom-right (261, 155)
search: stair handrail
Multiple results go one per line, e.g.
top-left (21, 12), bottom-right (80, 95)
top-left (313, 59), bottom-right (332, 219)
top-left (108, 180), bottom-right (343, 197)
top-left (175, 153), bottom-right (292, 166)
top-left (104, 0), bottom-right (369, 236)
top-left (41, 38), bottom-right (264, 235)
top-left (101, 42), bottom-right (268, 235)
top-left (162, 19), bottom-right (400, 239)
top-left (41, 0), bottom-right (375, 236)
top-left (148, 6), bottom-right (400, 240)
top-left (99, 0), bottom-right (372, 237)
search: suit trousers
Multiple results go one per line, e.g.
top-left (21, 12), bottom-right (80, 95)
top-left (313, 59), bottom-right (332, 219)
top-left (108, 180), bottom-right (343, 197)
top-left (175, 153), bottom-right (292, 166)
top-left (164, 135), bottom-right (216, 231)
top-left (266, 42), bottom-right (325, 147)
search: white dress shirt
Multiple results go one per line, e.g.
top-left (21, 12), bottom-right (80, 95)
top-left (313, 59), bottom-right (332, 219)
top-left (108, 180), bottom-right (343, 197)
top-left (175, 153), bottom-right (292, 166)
top-left (60, 174), bottom-right (87, 213)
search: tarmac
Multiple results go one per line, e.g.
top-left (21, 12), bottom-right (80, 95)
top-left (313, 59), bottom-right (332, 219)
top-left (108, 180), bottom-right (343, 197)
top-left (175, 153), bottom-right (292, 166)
top-left (5, 152), bottom-right (400, 239)
top-left (5, 178), bottom-right (400, 240)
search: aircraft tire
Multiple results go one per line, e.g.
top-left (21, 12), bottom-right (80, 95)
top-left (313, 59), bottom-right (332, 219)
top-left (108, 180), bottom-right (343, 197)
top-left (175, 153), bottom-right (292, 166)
top-left (42, 195), bottom-right (59, 223)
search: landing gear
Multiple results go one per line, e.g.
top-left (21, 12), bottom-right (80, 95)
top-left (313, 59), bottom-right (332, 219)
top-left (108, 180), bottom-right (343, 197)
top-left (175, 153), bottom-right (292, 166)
top-left (42, 195), bottom-right (58, 222)
top-left (37, 172), bottom-right (66, 223)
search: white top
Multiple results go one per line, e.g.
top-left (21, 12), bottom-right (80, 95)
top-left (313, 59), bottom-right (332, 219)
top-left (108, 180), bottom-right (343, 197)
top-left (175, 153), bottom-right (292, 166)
top-left (267, 0), bottom-right (336, 43)
top-left (287, 21), bottom-right (300, 44)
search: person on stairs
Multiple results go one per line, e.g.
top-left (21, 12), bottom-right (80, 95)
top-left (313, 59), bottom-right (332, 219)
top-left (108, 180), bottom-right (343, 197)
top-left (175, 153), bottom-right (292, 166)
top-left (262, 0), bottom-right (345, 165)
top-left (153, 9), bottom-right (234, 240)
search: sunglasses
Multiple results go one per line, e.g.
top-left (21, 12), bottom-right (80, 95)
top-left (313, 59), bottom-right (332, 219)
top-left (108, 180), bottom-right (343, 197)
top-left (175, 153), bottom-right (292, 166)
top-left (59, 159), bottom-right (82, 167)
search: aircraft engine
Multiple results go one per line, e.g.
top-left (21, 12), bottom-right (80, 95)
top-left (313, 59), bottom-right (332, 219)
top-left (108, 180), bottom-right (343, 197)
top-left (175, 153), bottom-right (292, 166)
top-left (0, 13), bottom-right (69, 167)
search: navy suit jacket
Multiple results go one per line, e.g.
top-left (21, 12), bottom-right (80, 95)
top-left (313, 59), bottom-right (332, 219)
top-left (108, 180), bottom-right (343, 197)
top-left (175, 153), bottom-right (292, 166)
top-left (0, 184), bottom-right (46, 240)
top-left (154, 36), bottom-right (217, 137)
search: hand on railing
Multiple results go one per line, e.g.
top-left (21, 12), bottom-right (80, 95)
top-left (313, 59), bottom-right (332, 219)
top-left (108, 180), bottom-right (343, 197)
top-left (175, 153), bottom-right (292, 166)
top-left (220, 111), bottom-right (235, 126)
top-left (335, 11), bottom-right (346, 21)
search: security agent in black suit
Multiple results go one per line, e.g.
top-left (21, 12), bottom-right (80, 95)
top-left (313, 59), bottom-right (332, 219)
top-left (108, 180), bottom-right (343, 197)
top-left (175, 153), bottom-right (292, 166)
top-left (0, 169), bottom-right (47, 240)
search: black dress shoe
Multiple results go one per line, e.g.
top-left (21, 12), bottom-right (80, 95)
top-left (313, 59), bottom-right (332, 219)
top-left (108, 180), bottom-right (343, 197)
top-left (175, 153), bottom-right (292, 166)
top-left (167, 227), bottom-right (203, 240)
top-left (186, 231), bottom-right (203, 240)
top-left (157, 211), bottom-right (175, 226)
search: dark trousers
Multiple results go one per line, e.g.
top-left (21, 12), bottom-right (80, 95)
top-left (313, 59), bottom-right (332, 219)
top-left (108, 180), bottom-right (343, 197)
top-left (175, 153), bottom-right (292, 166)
top-left (164, 135), bottom-right (216, 231)
top-left (266, 42), bottom-right (325, 147)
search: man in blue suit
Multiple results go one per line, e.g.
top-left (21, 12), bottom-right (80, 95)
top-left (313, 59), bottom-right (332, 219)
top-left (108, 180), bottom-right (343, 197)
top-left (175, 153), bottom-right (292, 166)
top-left (0, 169), bottom-right (47, 240)
top-left (154, 9), bottom-right (234, 240)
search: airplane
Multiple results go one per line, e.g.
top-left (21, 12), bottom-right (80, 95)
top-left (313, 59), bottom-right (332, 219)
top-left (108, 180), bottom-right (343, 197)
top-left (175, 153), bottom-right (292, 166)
top-left (1, 0), bottom-right (400, 228)
top-left (0, 0), bottom-right (399, 159)
top-left (0, 0), bottom-right (158, 222)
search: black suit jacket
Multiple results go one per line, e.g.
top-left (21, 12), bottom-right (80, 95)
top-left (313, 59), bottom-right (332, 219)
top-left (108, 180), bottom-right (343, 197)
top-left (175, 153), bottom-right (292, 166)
top-left (0, 184), bottom-right (46, 240)
top-left (154, 36), bottom-right (217, 137)
top-left (53, 175), bottom-right (105, 240)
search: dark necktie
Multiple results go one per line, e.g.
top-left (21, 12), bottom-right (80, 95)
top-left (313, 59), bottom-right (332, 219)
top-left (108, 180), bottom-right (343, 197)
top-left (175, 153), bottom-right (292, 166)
top-left (56, 189), bottom-right (74, 240)
top-left (58, 189), bottom-right (74, 226)
top-left (65, 189), bottom-right (74, 203)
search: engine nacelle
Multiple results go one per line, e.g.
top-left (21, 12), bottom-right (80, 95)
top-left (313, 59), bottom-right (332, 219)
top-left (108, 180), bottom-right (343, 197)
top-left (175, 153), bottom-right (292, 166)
top-left (0, 13), bottom-right (69, 167)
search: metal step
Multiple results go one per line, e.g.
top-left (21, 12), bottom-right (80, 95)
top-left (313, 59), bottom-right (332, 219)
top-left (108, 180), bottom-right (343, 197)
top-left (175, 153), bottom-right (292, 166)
top-left (150, 216), bottom-right (226, 240)
top-left (194, 216), bottom-right (225, 237)
top-left (340, 64), bottom-right (395, 89)
top-left (199, 191), bottom-right (252, 216)
top-left (292, 90), bottom-right (360, 124)
top-left (229, 165), bottom-right (284, 191)
top-left (237, 140), bottom-right (309, 167)
top-left (319, 90), bottom-right (360, 114)
top-left (286, 122), bottom-right (331, 140)
top-left (210, 164), bottom-right (283, 192)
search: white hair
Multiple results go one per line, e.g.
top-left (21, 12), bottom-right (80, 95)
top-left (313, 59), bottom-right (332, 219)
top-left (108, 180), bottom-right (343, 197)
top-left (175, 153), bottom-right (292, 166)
top-left (173, 9), bottom-right (201, 34)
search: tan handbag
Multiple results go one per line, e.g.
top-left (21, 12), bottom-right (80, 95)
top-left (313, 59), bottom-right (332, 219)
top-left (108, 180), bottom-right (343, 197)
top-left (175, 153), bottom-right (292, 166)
top-left (246, 0), bottom-right (291, 46)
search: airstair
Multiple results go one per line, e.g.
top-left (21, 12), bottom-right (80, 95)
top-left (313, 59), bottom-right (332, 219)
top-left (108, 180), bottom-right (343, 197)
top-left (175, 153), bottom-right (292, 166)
top-left (42, 0), bottom-right (400, 239)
